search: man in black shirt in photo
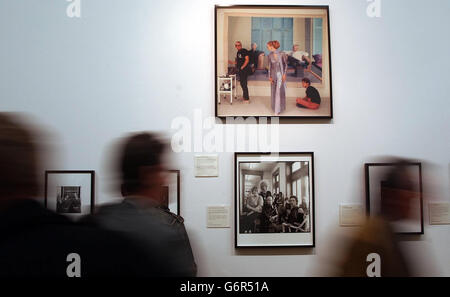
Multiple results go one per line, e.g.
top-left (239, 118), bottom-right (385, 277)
top-left (229, 41), bottom-right (251, 103)
top-left (296, 77), bottom-right (321, 110)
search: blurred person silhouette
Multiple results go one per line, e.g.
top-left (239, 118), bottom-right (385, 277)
top-left (337, 159), bottom-right (419, 277)
top-left (86, 132), bottom-right (197, 277)
top-left (0, 113), bottom-right (155, 277)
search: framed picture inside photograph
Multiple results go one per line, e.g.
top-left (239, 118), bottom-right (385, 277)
top-left (235, 152), bottom-right (315, 247)
top-left (45, 170), bottom-right (95, 218)
top-left (365, 163), bottom-right (424, 234)
top-left (162, 170), bottom-right (181, 216)
top-left (215, 5), bottom-right (332, 118)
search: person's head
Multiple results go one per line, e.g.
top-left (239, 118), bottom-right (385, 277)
top-left (118, 132), bottom-right (167, 202)
top-left (266, 195), bottom-right (273, 206)
top-left (289, 196), bottom-right (298, 207)
top-left (379, 160), bottom-right (418, 221)
top-left (301, 77), bottom-right (311, 88)
top-left (0, 113), bottom-right (42, 201)
top-left (259, 181), bottom-right (268, 193)
top-left (293, 44), bottom-right (299, 52)
top-left (266, 40), bottom-right (280, 52)
top-left (251, 186), bottom-right (258, 195)
top-left (235, 41), bottom-right (242, 51)
top-left (251, 43), bottom-right (258, 51)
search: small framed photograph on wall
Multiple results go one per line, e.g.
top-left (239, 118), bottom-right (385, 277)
top-left (45, 170), bottom-right (95, 218)
top-left (215, 5), bottom-right (333, 118)
top-left (162, 170), bottom-right (181, 216)
top-left (235, 152), bottom-right (315, 247)
top-left (365, 163), bottom-right (424, 234)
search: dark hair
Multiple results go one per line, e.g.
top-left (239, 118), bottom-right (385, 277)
top-left (302, 78), bottom-right (311, 85)
top-left (119, 132), bottom-right (166, 195)
top-left (379, 159), bottom-right (416, 219)
top-left (290, 196), bottom-right (298, 203)
top-left (0, 113), bottom-right (40, 198)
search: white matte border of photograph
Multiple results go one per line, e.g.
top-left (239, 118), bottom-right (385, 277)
top-left (163, 170), bottom-right (181, 216)
top-left (215, 5), bottom-right (333, 119)
top-left (234, 152), bottom-right (315, 248)
top-left (45, 170), bottom-right (95, 219)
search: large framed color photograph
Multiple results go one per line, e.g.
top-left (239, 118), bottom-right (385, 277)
top-left (215, 5), bottom-right (332, 118)
top-left (45, 170), bottom-right (95, 219)
top-left (235, 152), bottom-right (315, 247)
top-left (365, 163), bottom-right (424, 234)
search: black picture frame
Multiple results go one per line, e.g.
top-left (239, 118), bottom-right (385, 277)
top-left (234, 152), bottom-right (315, 248)
top-left (215, 5), bottom-right (333, 119)
top-left (364, 163), bottom-right (424, 235)
top-left (45, 170), bottom-right (95, 216)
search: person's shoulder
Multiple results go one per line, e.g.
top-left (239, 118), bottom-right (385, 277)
top-left (158, 208), bottom-right (185, 225)
top-left (85, 200), bottom-right (138, 226)
top-left (5, 198), bottom-right (71, 226)
top-left (95, 200), bottom-right (134, 215)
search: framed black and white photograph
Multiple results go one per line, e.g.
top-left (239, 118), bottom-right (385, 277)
top-left (215, 5), bottom-right (332, 118)
top-left (235, 152), bottom-right (315, 247)
top-left (365, 163), bottom-right (424, 234)
top-left (45, 170), bottom-right (95, 218)
top-left (162, 170), bottom-right (181, 216)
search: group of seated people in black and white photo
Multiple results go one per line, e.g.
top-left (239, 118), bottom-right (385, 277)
top-left (241, 182), bottom-right (310, 233)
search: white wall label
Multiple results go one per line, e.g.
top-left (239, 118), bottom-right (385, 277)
top-left (207, 206), bottom-right (230, 228)
top-left (195, 155), bottom-right (219, 177)
top-left (339, 204), bottom-right (364, 226)
top-left (429, 203), bottom-right (450, 225)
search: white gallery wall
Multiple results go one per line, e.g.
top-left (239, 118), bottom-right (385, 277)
top-left (1, 0), bottom-right (449, 276)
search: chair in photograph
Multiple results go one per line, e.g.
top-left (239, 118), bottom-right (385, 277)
top-left (217, 75), bottom-right (236, 105)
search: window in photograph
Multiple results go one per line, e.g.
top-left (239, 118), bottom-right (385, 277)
top-left (251, 17), bottom-right (294, 55)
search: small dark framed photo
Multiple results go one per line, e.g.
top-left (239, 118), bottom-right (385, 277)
top-left (215, 5), bottom-right (332, 118)
top-left (235, 152), bottom-right (315, 248)
top-left (365, 163), bottom-right (424, 234)
top-left (161, 170), bottom-right (181, 216)
top-left (45, 170), bottom-right (95, 218)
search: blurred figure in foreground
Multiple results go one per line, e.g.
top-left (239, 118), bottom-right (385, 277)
top-left (0, 113), bottom-right (152, 277)
top-left (337, 159), bottom-right (420, 277)
top-left (87, 132), bottom-right (197, 277)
